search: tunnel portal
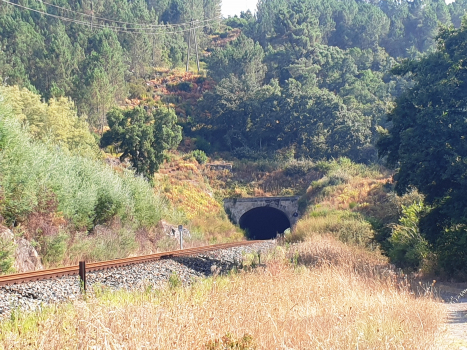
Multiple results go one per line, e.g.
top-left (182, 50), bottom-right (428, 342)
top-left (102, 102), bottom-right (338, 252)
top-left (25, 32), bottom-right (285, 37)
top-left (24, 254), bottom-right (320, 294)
top-left (224, 196), bottom-right (300, 240)
top-left (239, 207), bottom-right (291, 240)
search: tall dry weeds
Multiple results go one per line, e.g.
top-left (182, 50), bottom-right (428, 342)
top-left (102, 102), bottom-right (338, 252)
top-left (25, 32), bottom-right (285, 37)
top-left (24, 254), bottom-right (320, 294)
top-left (1, 236), bottom-right (446, 349)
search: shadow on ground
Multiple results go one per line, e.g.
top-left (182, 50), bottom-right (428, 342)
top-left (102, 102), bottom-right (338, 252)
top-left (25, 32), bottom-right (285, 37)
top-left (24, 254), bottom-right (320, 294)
top-left (171, 255), bottom-right (239, 277)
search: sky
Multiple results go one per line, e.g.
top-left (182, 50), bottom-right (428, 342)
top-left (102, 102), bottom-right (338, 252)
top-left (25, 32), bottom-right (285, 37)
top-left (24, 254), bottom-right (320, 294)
top-left (222, 0), bottom-right (258, 17)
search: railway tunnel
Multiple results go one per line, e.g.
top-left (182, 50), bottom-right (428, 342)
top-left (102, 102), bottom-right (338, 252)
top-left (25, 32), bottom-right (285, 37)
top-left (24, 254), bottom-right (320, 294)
top-left (239, 206), bottom-right (291, 240)
top-left (224, 197), bottom-right (300, 240)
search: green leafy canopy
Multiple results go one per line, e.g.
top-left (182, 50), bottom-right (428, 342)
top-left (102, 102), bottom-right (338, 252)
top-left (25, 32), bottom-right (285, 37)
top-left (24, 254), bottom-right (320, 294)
top-left (101, 107), bottom-right (182, 180)
top-left (378, 19), bottom-right (467, 275)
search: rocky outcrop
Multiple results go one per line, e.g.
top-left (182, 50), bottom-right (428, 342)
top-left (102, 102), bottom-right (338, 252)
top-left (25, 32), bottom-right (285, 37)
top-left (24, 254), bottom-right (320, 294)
top-left (0, 225), bottom-right (14, 241)
top-left (207, 163), bottom-right (233, 171)
top-left (0, 225), bottom-right (43, 273)
top-left (14, 238), bottom-right (43, 273)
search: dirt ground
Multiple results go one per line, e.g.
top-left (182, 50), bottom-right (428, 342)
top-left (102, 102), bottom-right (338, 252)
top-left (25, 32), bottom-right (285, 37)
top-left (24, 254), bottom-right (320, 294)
top-left (437, 283), bottom-right (467, 349)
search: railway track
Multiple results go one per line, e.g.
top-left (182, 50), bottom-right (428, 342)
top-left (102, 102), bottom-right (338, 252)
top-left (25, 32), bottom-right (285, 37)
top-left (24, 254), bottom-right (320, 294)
top-left (0, 240), bottom-right (264, 287)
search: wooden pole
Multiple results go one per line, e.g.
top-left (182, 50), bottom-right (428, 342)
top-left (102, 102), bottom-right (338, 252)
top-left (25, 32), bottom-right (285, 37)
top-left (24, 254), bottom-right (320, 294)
top-left (79, 261), bottom-right (86, 293)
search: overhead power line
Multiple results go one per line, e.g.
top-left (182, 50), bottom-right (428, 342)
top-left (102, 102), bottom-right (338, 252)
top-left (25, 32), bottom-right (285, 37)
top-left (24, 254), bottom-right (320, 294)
top-left (0, 0), bottom-right (221, 35)
top-left (35, 0), bottom-right (219, 29)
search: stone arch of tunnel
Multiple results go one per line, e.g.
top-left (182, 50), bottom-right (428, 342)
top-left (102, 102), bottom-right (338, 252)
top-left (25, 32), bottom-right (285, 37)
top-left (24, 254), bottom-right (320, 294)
top-left (239, 206), bottom-right (291, 240)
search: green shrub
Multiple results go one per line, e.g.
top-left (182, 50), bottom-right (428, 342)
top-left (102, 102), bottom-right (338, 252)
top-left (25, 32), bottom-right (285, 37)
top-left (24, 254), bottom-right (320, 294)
top-left (177, 82), bottom-right (193, 92)
top-left (313, 160), bottom-right (333, 174)
top-left (313, 158), bottom-right (381, 179)
top-left (287, 209), bottom-right (375, 248)
top-left (128, 81), bottom-right (149, 99)
top-left (232, 147), bottom-right (267, 160)
top-left (68, 228), bottom-right (138, 263)
top-left (93, 189), bottom-right (123, 226)
top-left (42, 233), bottom-right (69, 266)
top-left (436, 224), bottom-right (467, 277)
top-left (167, 82), bottom-right (193, 92)
top-left (0, 90), bottom-right (173, 231)
top-left (195, 137), bottom-right (212, 153)
top-left (168, 271), bottom-right (182, 289)
top-left (283, 159), bottom-right (314, 176)
top-left (192, 150), bottom-right (208, 164)
top-left (388, 202), bottom-right (430, 270)
top-left (0, 237), bottom-right (15, 274)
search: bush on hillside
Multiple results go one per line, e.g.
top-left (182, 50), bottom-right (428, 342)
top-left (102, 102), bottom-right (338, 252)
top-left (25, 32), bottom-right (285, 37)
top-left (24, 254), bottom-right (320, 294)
top-left (232, 147), bottom-right (267, 160)
top-left (436, 225), bottom-right (467, 278)
top-left (0, 237), bottom-right (15, 274)
top-left (41, 233), bottom-right (69, 266)
top-left (0, 93), bottom-right (174, 232)
top-left (191, 150), bottom-right (208, 164)
top-left (283, 160), bottom-right (314, 176)
top-left (67, 228), bottom-right (138, 263)
top-left (388, 202), bottom-right (430, 270)
top-left (287, 209), bottom-right (375, 248)
top-left (314, 158), bottom-right (382, 179)
top-left (0, 85), bottom-right (100, 159)
top-left (195, 137), bottom-right (212, 153)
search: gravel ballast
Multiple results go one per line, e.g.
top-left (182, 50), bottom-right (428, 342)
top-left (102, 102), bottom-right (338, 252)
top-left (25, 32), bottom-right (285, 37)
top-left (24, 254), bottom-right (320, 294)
top-left (0, 241), bottom-right (275, 319)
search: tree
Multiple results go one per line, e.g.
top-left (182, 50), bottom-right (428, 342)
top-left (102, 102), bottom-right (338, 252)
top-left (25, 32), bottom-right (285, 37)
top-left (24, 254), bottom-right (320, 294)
top-left (279, 79), bottom-right (371, 160)
top-left (206, 34), bottom-right (266, 88)
top-left (76, 29), bottom-right (127, 132)
top-left (273, 1), bottom-right (321, 61)
top-left (101, 107), bottom-right (182, 180)
top-left (1, 85), bottom-right (100, 159)
top-left (377, 19), bottom-right (467, 275)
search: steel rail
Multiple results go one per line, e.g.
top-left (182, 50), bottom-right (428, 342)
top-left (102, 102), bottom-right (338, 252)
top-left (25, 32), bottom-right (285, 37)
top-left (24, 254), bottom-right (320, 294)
top-left (0, 241), bottom-right (264, 286)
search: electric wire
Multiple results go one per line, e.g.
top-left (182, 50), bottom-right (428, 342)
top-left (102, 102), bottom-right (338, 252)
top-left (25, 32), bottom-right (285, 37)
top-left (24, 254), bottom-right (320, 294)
top-left (1, 0), bottom-right (221, 34)
top-left (35, 0), bottom-right (219, 29)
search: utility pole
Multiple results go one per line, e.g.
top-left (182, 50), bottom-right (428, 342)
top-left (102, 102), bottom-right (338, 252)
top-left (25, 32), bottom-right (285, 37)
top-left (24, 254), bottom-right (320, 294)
top-left (152, 35), bottom-right (155, 67)
top-left (185, 21), bottom-right (192, 72)
top-left (193, 22), bottom-right (200, 73)
top-left (90, 0), bottom-right (93, 31)
top-left (186, 0), bottom-right (201, 73)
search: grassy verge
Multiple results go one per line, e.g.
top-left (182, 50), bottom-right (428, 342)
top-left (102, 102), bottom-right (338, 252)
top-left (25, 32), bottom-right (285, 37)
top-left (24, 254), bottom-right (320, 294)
top-left (155, 153), bottom-right (244, 243)
top-left (0, 235), bottom-right (446, 349)
top-left (287, 208), bottom-right (376, 248)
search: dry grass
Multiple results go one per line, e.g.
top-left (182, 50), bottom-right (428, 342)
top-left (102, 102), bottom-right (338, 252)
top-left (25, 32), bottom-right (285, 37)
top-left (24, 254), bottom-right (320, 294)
top-left (308, 177), bottom-right (391, 212)
top-left (155, 153), bottom-right (243, 242)
top-left (0, 236), bottom-right (446, 349)
top-left (287, 210), bottom-right (375, 248)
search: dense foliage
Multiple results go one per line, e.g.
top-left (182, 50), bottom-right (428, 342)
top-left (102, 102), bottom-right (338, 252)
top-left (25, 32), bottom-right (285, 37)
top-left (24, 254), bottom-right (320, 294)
top-left (2, 0), bottom-right (467, 275)
top-left (193, 0), bottom-right (467, 162)
top-left (378, 18), bottom-right (467, 276)
top-left (2, 0), bottom-right (466, 163)
top-left (0, 0), bottom-right (221, 129)
top-left (0, 85), bottom-right (100, 159)
top-left (101, 107), bottom-right (182, 179)
top-left (0, 87), bottom-right (181, 265)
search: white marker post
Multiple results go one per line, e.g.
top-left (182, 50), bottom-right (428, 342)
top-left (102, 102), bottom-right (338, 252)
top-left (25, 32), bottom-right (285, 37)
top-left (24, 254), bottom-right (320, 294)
top-left (178, 225), bottom-right (183, 250)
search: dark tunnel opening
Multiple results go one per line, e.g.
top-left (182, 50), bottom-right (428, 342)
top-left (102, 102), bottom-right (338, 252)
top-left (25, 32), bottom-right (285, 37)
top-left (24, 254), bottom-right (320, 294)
top-left (239, 206), bottom-right (291, 240)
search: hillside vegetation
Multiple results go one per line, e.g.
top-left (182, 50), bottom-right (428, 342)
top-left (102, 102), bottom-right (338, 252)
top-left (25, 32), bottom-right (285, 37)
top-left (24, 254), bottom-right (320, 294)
top-left (0, 3), bottom-right (465, 346)
top-left (0, 0), bottom-right (466, 278)
top-left (0, 0), bottom-right (221, 131)
top-left (0, 89), bottom-right (186, 268)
